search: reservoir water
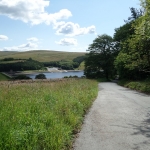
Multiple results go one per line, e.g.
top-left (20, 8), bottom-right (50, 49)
top-left (27, 71), bottom-right (84, 79)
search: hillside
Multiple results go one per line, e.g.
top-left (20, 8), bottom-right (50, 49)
top-left (0, 50), bottom-right (86, 62)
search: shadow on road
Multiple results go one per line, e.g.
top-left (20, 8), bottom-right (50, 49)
top-left (131, 110), bottom-right (150, 150)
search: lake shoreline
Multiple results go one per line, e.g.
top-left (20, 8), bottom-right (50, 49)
top-left (2, 68), bottom-right (84, 79)
top-left (15, 67), bottom-right (83, 75)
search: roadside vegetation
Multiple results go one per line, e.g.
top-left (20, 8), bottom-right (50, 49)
top-left (0, 79), bottom-right (98, 150)
top-left (118, 79), bottom-right (150, 94)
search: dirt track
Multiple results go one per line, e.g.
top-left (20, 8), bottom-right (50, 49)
top-left (73, 82), bottom-right (150, 150)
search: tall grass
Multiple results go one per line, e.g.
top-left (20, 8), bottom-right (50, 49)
top-left (0, 79), bottom-right (98, 150)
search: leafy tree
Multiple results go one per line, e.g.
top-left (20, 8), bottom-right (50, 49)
top-left (125, 0), bottom-right (150, 74)
top-left (113, 7), bottom-right (143, 52)
top-left (73, 56), bottom-right (85, 64)
top-left (0, 59), bottom-right (44, 72)
top-left (125, 7), bottom-right (143, 23)
top-left (84, 34), bottom-right (115, 79)
top-left (43, 60), bottom-right (80, 70)
top-left (114, 22), bottom-right (134, 43)
top-left (114, 5), bottom-right (150, 79)
top-left (35, 73), bottom-right (46, 79)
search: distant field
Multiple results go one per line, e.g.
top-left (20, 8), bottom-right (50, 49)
top-left (0, 50), bottom-right (86, 62)
top-left (0, 73), bottom-right (10, 81)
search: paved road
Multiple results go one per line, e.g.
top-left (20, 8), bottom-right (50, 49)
top-left (73, 83), bottom-right (150, 150)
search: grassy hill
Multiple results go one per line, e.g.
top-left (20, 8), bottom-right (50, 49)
top-left (78, 61), bottom-right (85, 70)
top-left (0, 73), bottom-right (10, 81)
top-left (0, 50), bottom-right (86, 62)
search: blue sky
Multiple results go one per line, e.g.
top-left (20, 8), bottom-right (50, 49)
top-left (0, 0), bottom-right (140, 52)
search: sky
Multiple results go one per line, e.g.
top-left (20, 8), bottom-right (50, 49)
top-left (0, 0), bottom-right (141, 52)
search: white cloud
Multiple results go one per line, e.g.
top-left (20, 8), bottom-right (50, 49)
top-left (0, 35), bottom-right (8, 40)
top-left (27, 37), bottom-right (39, 42)
top-left (0, 0), bottom-right (72, 25)
top-left (55, 38), bottom-right (78, 46)
top-left (1, 36), bottom-right (41, 51)
top-left (3, 42), bottom-right (38, 51)
top-left (55, 22), bottom-right (96, 36)
top-left (0, 0), bottom-right (96, 37)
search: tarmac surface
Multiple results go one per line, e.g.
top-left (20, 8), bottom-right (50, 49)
top-left (73, 82), bottom-right (150, 150)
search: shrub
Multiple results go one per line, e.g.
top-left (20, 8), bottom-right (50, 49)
top-left (14, 75), bottom-right (31, 80)
top-left (35, 73), bottom-right (46, 79)
top-left (64, 76), bottom-right (68, 78)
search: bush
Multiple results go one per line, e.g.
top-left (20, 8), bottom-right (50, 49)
top-left (118, 79), bottom-right (150, 93)
top-left (64, 76), bottom-right (68, 78)
top-left (14, 75), bottom-right (31, 80)
top-left (73, 75), bottom-right (78, 78)
top-left (35, 73), bottom-right (46, 79)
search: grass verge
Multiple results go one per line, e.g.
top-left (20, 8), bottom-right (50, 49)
top-left (0, 79), bottom-right (98, 150)
top-left (118, 79), bottom-right (150, 94)
top-left (0, 73), bottom-right (10, 81)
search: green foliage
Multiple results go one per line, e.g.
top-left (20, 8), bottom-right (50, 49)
top-left (73, 56), bottom-right (85, 64)
top-left (0, 51), bottom-right (85, 71)
top-left (113, 7), bottom-right (142, 43)
top-left (96, 78), bottom-right (110, 82)
top-left (118, 78), bottom-right (150, 93)
top-left (0, 79), bottom-right (98, 149)
top-left (43, 60), bottom-right (80, 70)
top-left (14, 75), bottom-right (31, 80)
top-left (114, 22), bottom-right (134, 43)
top-left (117, 79), bottom-right (130, 86)
top-left (35, 74), bottom-right (46, 79)
top-left (129, 1), bottom-right (150, 73)
top-left (2, 58), bottom-right (14, 61)
top-left (114, 4), bottom-right (150, 79)
top-left (125, 7), bottom-right (143, 22)
top-left (84, 34), bottom-right (115, 79)
top-left (63, 75), bottom-right (78, 78)
top-left (0, 59), bottom-right (44, 72)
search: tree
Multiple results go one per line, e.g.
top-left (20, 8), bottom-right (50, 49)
top-left (125, 7), bottom-right (143, 23)
top-left (116, 1), bottom-right (149, 76)
top-left (35, 73), bottom-right (46, 79)
top-left (113, 5), bottom-right (150, 79)
top-left (113, 7), bottom-right (143, 52)
top-left (133, 0), bottom-right (150, 73)
top-left (84, 34), bottom-right (115, 79)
